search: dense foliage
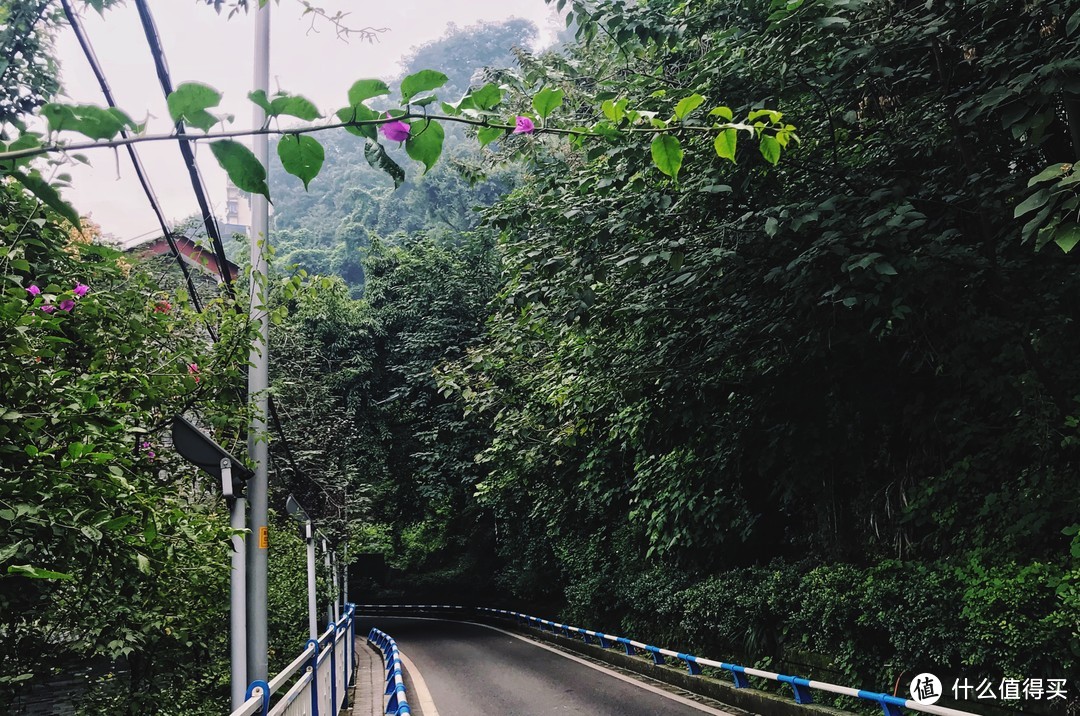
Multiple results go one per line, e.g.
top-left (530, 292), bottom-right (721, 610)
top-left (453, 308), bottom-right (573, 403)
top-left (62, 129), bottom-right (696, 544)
top-left (268, 0), bottom-right (1080, 710)
top-left (265, 19), bottom-right (534, 286)
top-left (0, 178), bottom-right (244, 714)
top-left (428, 0), bottom-right (1080, 708)
top-left (3, 0), bottom-right (1080, 714)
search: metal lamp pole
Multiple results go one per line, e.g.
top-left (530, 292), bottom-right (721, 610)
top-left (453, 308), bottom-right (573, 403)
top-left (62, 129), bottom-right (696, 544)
top-left (171, 416), bottom-right (253, 711)
top-left (223, 458), bottom-right (247, 711)
top-left (286, 494), bottom-right (319, 640)
top-left (305, 520), bottom-right (318, 638)
top-left (247, 0), bottom-right (272, 685)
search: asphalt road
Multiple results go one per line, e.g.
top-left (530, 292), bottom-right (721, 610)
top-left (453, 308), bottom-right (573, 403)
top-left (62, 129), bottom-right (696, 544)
top-left (360, 616), bottom-right (735, 716)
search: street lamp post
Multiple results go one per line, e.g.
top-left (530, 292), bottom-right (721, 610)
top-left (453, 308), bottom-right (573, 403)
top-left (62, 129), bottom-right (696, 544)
top-left (285, 494), bottom-right (319, 640)
top-left (171, 415), bottom-right (254, 711)
top-left (319, 535), bottom-right (339, 625)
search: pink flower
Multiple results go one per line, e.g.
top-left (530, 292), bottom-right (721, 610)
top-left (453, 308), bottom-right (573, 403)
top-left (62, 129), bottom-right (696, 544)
top-left (73, 283), bottom-right (89, 298)
top-left (26, 285), bottom-right (41, 297)
top-left (380, 113), bottom-right (410, 143)
top-left (154, 300), bottom-right (172, 313)
top-left (513, 116), bottom-right (535, 134)
top-left (188, 363), bottom-right (200, 384)
top-left (40, 304), bottom-right (56, 314)
top-left (59, 299), bottom-right (76, 312)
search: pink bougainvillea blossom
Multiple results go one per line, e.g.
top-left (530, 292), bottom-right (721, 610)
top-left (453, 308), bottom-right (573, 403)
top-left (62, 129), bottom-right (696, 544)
top-left (26, 285), bottom-right (41, 297)
top-left (188, 362), bottom-right (200, 384)
top-left (380, 113), bottom-right (410, 143)
top-left (513, 116), bottom-right (535, 134)
top-left (73, 283), bottom-right (89, 298)
top-left (40, 304), bottom-right (56, 313)
top-left (154, 300), bottom-right (172, 313)
top-left (59, 299), bottom-right (76, 312)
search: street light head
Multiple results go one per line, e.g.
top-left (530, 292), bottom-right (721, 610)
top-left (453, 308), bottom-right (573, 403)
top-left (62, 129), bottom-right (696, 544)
top-left (286, 493), bottom-right (308, 522)
top-left (171, 415), bottom-right (254, 495)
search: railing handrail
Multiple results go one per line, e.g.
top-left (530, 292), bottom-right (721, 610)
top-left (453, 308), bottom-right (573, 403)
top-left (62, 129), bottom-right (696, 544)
top-left (227, 602), bottom-right (357, 716)
top-left (355, 604), bottom-right (980, 716)
top-left (368, 627), bottom-right (412, 716)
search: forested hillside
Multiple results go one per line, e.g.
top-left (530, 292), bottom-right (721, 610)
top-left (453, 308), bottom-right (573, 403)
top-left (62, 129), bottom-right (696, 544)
top-left (266, 20), bottom-right (534, 287)
top-left (2, 0), bottom-right (1078, 714)
top-left (268, 0), bottom-right (1080, 711)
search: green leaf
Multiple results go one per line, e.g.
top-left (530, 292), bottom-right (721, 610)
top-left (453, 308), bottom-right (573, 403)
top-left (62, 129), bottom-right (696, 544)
top-left (650, 135), bottom-right (683, 180)
top-left (478, 126), bottom-right (504, 148)
top-left (405, 119), bottom-right (445, 173)
top-left (277, 135), bottom-right (324, 190)
top-left (248, 89), bottom-right (272, 115)
top-left (471, 83), bottom-right (503, 111)
top-left (7, 564), bottom-right (73, 580)
top-left (709, 106), bottom-right (734, 121)
top-left (1027, 163), bottom-right (1070, 187)
top-left (0, 541), bottom-right (22, 563)
top-left (100, 515), bottom-right (136, 531)
top-left (348, 79), bottom-right (391, 106)
top-left (759, 134), bottom-right (781, 165)
top-left (603, 98), bottom-right (631, 126)
top-left (210, 140), bottom-right (270, 200)
top-left (400, 70), bottom-right (448, 103)
top-left (714, 128), bottom-right (737, 162)
top-left (532, 87), bottom-right (565, 120)
top-left (250, 90), bottom-right (321, 121)
top-left (166, 82), bottom-right (222, 131)
top-left (1054, 223), bottom-right (1080, 253)
top-left (815, 16), bottom-right (851, 28)
top-left (336, 104), bottom-right (379, 141)
top-left (1014, 189), bottom-right (1050, 218)
top-left (136, 553), bottom-right (150, 575)
top-left (364, 141), bottom-right (405, 189)
top-left (11, 170), bottom-right (80, 228)
top-left (41, 104), bottom-right (128, 140)
top-left (674, 93), bottom-right (706, 120)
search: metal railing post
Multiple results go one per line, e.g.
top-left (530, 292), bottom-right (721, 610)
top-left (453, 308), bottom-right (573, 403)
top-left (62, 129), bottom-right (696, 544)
top-left (307, 638), bottom-right (320, 716)
top-left (322, 538), bottom-right (333, 626)
top-left (328, 621), bottom-right (338, 712)
top-left (306, 521), bottom-right (318, 639)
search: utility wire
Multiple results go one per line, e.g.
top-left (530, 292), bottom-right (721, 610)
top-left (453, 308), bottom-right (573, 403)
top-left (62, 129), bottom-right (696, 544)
top-left (131, 0), bottom-right (237, 300)
top-left (58, 0), bottom-right (208, 319)
top-left (69, 0), bottom-right (342, 516)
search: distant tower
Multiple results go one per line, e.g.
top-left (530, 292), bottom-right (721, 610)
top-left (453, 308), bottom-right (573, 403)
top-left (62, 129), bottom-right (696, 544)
top-left (225, 178), bottom-right (251, 226)
top-left (222, 178), bottom-right (251, 241)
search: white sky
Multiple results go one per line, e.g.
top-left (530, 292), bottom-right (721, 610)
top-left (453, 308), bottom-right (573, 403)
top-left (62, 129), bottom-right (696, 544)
top-left (51, 0), bottom-right (559, 242)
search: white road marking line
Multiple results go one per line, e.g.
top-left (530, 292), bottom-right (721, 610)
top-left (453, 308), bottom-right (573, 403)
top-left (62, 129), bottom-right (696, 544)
top-left (377, 615), bottom-right (739, 716)
top-left (398, 648), bottom-right (441, 716)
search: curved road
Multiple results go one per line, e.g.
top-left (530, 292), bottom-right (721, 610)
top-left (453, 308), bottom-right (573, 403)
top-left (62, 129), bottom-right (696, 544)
top-left (361, 616), bottom-right (738, 716)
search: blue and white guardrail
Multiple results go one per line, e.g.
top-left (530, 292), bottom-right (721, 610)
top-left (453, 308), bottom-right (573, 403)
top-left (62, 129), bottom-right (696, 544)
top-left (227, 603), bottom-right (356, 716)
top-left (368, 627), bottom-right (411, 716)
top-left (356, 604), bottom-right (978, 716)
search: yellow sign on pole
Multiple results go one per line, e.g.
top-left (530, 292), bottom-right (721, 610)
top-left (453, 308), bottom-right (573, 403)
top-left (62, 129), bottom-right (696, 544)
top-left (258, 526), bottom-right (268, 549)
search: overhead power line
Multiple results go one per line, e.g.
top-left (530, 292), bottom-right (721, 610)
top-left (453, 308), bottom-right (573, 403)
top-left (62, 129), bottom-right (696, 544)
top-left (60, 0), bottom-right (342, 517)
top-left (131, 0), bottom-right (237, 300)
top-left (58, 0), bottom-right (207, 317)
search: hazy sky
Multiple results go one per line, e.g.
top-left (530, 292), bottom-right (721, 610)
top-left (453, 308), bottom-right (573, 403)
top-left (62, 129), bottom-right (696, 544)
top-left (51, 0), bottom-right (558, 242)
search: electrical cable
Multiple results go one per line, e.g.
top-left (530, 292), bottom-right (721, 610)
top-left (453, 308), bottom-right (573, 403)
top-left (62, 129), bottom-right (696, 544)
top-left (269, 394), bottom-right (345, 512)
top-left (66, 0), bottom-right (343, 519)
top-left (59, 0), bottom-right (209, 318)
top-left (131, 0), bottom-right (237, 301)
